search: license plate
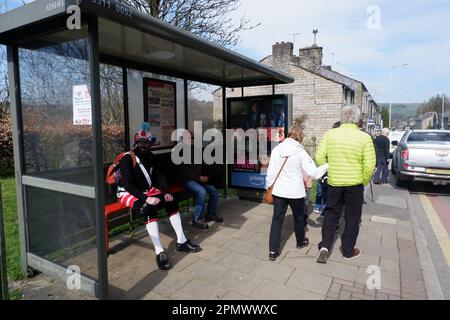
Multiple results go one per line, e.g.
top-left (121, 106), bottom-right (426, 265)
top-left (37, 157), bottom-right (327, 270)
top-left (426, 168), bottom-right (450, 175)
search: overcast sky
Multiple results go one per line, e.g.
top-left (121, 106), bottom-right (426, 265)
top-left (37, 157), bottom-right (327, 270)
top-left (2, 0), bottom-right (449, 104)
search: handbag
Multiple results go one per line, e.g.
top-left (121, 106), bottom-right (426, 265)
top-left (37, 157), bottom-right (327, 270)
top-left (263, 157), bottom-right (289, 204)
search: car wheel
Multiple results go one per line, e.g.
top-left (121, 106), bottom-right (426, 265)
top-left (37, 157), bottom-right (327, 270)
top-left (395, 171), bottom-right (409, 188)
top-left (391, 160), bottom-right (396, 174)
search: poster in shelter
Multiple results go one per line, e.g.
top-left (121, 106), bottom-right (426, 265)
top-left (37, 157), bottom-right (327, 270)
top-left (72, 84), bottom-right (92, 125)
top-left (144, 78), bottom-right (177, 149)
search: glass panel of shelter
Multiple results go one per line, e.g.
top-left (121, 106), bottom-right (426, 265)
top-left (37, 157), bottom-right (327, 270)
top-left (17, 25), bottom-right (100, 281)
top-left (18, 26), bottom-right (94, 186)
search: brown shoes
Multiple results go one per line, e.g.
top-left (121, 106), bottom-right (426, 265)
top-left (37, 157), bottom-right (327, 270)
top-left (344, 248), bottom-right (361, 260)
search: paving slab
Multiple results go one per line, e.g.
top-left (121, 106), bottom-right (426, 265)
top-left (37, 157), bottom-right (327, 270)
top-left (285, 269), bottom-right (333, 295)
top-left (170, 278), bottom-right (227, 300)
top-left (214, 270), bottom-right (263, 297)
top-left (250, 280), bottom-right (305, 300)
top-left (251, 260), bottom-right (295, 284)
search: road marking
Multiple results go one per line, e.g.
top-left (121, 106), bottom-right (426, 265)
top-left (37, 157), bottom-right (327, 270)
top-left (419, 195), bottom-right (450, 268)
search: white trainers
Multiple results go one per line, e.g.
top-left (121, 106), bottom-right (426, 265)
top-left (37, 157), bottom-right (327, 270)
top-left (316, 248), bottom-right (329, 264)
top-left (313, 208), bottom-right (321, 214)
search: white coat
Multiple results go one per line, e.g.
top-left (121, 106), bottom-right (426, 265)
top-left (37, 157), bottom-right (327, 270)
top-left (266, 138), bottom-right (318, 199)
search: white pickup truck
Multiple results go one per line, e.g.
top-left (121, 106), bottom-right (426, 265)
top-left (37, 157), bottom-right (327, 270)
top-left (391, 130), bottom-right (450, 187)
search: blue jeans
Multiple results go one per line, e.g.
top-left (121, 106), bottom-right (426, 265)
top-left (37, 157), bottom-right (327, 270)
top-left (185, 181), bottom-right (219, 222)
top-left (314, 181), bottom-right (328, 211)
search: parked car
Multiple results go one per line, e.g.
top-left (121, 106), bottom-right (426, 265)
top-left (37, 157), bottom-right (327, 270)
top-left (391, 130), bottom-right (450, 187)
top-left (388, 130), bottom-right (406, 158)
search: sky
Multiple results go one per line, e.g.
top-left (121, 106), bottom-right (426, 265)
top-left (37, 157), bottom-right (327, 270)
top-left (2, 0), bottom-right (450, 104)
top-left (229, 0), bottom-right (450, 104)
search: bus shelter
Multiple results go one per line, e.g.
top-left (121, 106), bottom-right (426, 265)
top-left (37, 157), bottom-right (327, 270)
top-left (0, 0), bottom-right (293, 299)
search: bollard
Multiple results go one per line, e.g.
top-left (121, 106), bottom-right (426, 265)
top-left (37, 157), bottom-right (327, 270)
top-left (0, 182), bottom-right (9, 300)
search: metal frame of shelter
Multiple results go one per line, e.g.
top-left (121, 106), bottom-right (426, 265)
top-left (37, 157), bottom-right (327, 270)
top-left (0, 0), bottom-right (293, 299)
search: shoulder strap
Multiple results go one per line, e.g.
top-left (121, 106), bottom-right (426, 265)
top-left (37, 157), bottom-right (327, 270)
top-left (129, 151), bottom-right (137, 167)
top-left (270, 157), bottom-right (289, 188)
top-left (135, 156), bottom-right (152, 187)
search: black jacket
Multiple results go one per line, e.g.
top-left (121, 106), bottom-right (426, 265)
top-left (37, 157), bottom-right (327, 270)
top-left (178, 145), bottom-right (203, 185)
top-left (119, 148), bottom-right (169, 202)
top-left (373, 135), bottom-right (390, 160)
top-left (178, 145), bottom-right (225, 188)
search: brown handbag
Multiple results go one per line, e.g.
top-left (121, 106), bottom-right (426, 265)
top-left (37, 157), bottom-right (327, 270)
top-left (263, 157), bottom-right (289, 204)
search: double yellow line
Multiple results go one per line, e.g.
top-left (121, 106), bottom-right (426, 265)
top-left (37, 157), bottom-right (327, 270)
top-left (419, 195), bottom-right (450, 268)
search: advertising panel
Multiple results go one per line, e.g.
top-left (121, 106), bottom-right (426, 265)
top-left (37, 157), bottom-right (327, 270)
top-left (227, 95), bottom-right (290, 189)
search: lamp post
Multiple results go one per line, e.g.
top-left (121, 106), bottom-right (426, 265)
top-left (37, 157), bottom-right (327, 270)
top-left (389, 63), bottom-right (408, 128)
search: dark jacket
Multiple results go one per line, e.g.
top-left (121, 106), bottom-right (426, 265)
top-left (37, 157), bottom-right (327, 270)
top-left (178, 145), bottom-right (225, 188)
top-left (373, 135), bottom-right (390, 160)
top-left (120, 148), bottom-right (169, 202)
top-left (178, 145), bottom-right (203, 185)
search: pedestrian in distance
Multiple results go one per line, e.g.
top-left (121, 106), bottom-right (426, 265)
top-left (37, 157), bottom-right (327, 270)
top-left (373, 128), bottom-right (391, 184)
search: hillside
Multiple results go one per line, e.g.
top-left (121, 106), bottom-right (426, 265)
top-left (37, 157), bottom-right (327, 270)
top-left (379, 103), bottom-right (422, 122)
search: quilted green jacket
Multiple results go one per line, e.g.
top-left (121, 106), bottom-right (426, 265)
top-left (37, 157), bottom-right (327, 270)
top-left (315, 124), bottom-right (376, 187)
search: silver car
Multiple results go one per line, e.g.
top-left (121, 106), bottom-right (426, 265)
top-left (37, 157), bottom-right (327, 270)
top-left (391, 130), bottom-right (450, 187)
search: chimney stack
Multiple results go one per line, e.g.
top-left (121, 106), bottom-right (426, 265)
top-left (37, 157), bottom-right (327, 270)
top-left (298, 45), bottom-right (323, 73)
top-left (272, 41), bottom-right (294, 62)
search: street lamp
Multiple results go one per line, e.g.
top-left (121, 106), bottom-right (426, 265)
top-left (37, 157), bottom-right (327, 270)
top-left (389, 63), bottom-right (408, 128)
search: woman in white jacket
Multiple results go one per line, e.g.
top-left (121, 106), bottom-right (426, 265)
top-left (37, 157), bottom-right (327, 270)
top-left (266, 125), bottom-right (324, 261)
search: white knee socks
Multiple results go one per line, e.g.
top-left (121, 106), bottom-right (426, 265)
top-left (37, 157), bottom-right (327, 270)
top-left (169, 212), bottom-right (188, 244)
top-left (145, 221), bottom-right (164, 255)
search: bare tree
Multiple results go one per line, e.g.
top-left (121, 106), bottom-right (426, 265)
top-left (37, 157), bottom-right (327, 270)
top-left (120, 0), bottom-right (259, 48)
top-left (0, 46), bottom-right (9, 117)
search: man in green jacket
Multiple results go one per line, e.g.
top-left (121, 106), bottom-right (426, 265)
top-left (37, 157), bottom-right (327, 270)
top-left (315, 105), bottom-right (376, 263)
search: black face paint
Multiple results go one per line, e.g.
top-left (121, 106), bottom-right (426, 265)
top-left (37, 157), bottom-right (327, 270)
top-left (137, 141), bottom-right (152, 155)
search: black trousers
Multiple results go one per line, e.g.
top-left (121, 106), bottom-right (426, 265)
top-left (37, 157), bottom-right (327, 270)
top-left (319, 185), bottom-right (364, 257)
top-left (269, 195), bottom-right (305, 253)
top-left (132, 193), bottom-right (179, 222)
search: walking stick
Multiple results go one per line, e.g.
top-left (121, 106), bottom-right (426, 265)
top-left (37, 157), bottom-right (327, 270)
top-left (370, 181), bottom-right (374, 203)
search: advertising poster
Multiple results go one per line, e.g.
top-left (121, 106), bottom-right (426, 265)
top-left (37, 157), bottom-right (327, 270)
top-left (72, 84), bottom-right (92, 125)
top-left (144, 78), bottom-right (177, 149)
top-left (228, 95), bottom-right (288, 189)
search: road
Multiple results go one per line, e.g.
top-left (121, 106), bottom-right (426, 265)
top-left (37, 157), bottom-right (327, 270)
top-left (395, 177), bottom-right (450, 299)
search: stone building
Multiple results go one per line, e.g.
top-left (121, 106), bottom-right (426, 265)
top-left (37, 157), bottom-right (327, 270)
top-left (415, 112), bottom-right (439, 129)
top-left (213, 41), bottom-right (381, 143)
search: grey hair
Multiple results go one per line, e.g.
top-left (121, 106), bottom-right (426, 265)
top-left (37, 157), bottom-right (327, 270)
top-left (382, 128), bottom-right (390, 136)
top-left (341, 105), bottom-right (361, 124)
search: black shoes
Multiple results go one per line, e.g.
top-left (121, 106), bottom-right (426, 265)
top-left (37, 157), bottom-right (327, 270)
top-left (205, 215), bottom-right (224, 223)
top-left (176, 239), bottom-right (202, 253)
top-left (156, 251), bottom-right (170, 270)
top-left (157, 240), bottom-right (201, 270)
top-left (192, 220), bottom-right (209, 229)
top-left (269, 251), bottom-right (279, 261)
top-left (296, 237), bottom-right (309, 249)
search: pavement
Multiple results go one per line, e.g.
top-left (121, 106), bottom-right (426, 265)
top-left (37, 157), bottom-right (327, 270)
top-left (9, 182), bottom-right (446, 300)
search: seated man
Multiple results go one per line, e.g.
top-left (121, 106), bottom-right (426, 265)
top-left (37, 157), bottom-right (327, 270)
top-left (118, 123), bottom-right (201, 270)
top-left (178, 131), bottom-right (223, 229)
